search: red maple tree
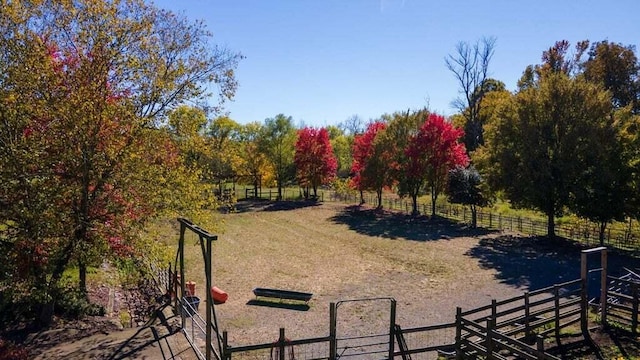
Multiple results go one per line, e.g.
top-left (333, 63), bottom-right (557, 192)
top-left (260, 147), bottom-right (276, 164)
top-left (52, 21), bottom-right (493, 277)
top-left (405, 113), bottom-right (469, 215)
top-left (294, 127), bottom-right (338, 199)
top-left (350, 121), bottom-right (397, 208)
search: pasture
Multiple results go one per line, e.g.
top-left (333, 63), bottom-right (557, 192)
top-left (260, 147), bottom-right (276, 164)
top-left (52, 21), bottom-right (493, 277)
top-left (172, 199), bottom-right (628, 348)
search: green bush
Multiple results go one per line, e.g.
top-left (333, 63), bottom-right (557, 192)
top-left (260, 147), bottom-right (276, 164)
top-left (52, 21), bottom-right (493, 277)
top-left (54, 287), bottom-right (105, 318)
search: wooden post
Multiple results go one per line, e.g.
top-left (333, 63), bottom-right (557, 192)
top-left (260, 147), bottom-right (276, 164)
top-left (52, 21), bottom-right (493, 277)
top-left (179, 222), bottom-right (186, 329)
top-left (389, 299), bottom-right (396, 360)
top-left (632, 283), bottom-right (638, 335)
top-left (580, 250), bottom-right (588, 336)
top-left (491, 299), bottom-right (497, 321)
top-left (554, 285), bottom-right (561, 346)
top-left (600, 249), bottom-right (608, 326)
top-left (486, 317), bottom-right (494, 357)
top-left (329, 303), bottom-right (337, 360)
top-left (205, 235), bottom-right (213, 360)
top-left (536, 335), bottom-right (545, 360)
top-left (455, 307), bottom-right (462, 360)
top-left (222, 331), bottom-right (229, 360)
top-left (279, 328), bottom-right (286, 360)
top-left (524, 292), bottom-right (531, 338)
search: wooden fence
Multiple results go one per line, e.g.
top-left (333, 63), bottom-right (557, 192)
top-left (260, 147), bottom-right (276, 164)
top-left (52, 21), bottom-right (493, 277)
top-left (605, 275), bottom-right (639, 335)
top-left (218, 279), bottom-right (585, 360)
top-left (455, 279), bottom-right (583, 360)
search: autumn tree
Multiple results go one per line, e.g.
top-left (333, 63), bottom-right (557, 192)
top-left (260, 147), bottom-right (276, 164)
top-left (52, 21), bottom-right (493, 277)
top-left (480, 72), bottom-right (612, 238)
top-left (207, 115), bottom-right (243, 193)
top-left (446, 37), bottom-right (496, 152)
top-left (294, 127), bottom-right (338, 199)
top-left (238, 122), bottom-right (271, 198)
top-left (405, 114), bottom-right (468, 216)
top-left (326, 126), bottom-right (353, 178)
top-left (350, 121), bottom-right (395, 208)
top-left (384, 108), bottom-right (429, 213)
top-left (260, 114), bottom-right (296, 200)
top-left (0, 0), bottom-right (240, 324)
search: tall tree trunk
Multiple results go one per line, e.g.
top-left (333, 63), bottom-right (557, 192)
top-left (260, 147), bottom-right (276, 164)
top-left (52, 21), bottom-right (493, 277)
top-left (546, 211), bottom-right (555, 239)
top-left (599, 222), bottom-right (607, 246)
top-left (471, 204), bottom-right (477, 228)
top-left (411, 191), bottom-right (419, 216)
top-left (79, 260), bottom-right (87, 294)
top-left (39, 238), bottom-right (76, 326)
top-left (359, 190), bottom-right (364, 205)
top-left (430, 185), bottom-right (437, 217)
top-left (253, 177), bottom-right (258, 198)
top-left (376, 189), bottom-right (383, 209)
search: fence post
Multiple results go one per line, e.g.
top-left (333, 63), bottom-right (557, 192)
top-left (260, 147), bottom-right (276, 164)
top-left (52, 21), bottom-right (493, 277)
top-left (330, 303), bottom-right (337, 360)
top-left (632, 283), bottom-right (638, 335)
top-left (389, 299), bottom-right (396, 360)
top-left (222, 331), bottom-right (229, 360)
top-left (554, 285), bottom-right (561, 346)
top-left (524, 292), bottom-right (531, 338)
top-left (279, 328), bottom-right (286, 360)
top-left (455, 307), bottom-right (462, 360)
top-left (536, 334), bottom-right (545, 360)
top-left (601, 249), bottom-right (608, 326)
top-left (580, 251), bottom-right (588, 336)
top-left (491, 299), bottom-right (497, 321)
top-left (486, 317), bottom-right (494, 358)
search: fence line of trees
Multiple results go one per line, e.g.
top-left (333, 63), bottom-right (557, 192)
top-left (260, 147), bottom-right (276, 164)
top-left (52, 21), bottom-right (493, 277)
top-left (239, 187), bottom-right (640, 253)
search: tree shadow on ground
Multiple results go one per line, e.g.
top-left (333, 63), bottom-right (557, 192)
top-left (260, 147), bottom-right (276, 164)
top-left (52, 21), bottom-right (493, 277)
top-left (21, 304), bottom-right (194, 360)
top-left (466, 234), bottom-right (640, 294)
top-left (329, 205), bottom-right (492, 241)
top-left (233, 199), bottom-right (321, 213)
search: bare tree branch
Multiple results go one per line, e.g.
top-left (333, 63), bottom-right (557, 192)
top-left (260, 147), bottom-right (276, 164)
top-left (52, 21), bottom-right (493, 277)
top-left (445, 36), bottom-right (496, 152)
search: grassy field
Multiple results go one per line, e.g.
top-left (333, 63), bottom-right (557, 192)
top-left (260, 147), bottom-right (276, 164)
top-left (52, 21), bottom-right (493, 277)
top-left (159, 199), bottom-right (640, 352)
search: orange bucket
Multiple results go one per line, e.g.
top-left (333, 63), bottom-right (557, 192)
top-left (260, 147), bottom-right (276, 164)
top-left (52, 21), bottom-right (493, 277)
top-left (211, 286), bottom-right (228, 304)
top-left (186, 281), bottom-right (196, 296)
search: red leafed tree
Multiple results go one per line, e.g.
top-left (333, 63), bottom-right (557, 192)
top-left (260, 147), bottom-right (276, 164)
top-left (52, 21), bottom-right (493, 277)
top-left (405, 113), bottom-right (469, 216)
top-left (350, 121), bottom-right (397, 208)
top-left (294, 127), bottom-right (338, 199)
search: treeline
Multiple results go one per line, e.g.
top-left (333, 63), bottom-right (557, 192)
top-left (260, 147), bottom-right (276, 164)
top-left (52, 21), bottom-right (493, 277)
top-left (204, 39), bottom-right (640, 250)
top-left (1, 0), bottom-right (639, 328)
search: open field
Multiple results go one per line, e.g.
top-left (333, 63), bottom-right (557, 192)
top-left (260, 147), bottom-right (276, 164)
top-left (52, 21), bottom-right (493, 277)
top-left (172, 200), bottom-right (639, 350)
top-left (21, 200), bottom-right (640, 359)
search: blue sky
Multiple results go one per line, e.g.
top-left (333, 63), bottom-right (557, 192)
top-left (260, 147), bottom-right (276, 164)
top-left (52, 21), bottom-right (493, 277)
top-left (153, 0), bottom-right (639, 128)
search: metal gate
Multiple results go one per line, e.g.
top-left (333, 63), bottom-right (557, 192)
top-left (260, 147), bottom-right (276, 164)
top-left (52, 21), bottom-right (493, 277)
top-left (331, 298), bottom-right (396, 359)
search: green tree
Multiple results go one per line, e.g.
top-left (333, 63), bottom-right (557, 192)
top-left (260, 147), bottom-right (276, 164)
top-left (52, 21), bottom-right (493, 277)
top-left (582, 40), bottom-right (640, 112)
top-left (238, 122), bottom-right (271, 198)
top-left (0, 0), bottom-right (240, 324)
top-left (260, 114), bottom-right (296, 200)
top-left (447, 166), bottom-right (488, 228)
top-left (207, 115), bottom-right (242, 192)
top-left (480, 72), bottom-right (612, 238)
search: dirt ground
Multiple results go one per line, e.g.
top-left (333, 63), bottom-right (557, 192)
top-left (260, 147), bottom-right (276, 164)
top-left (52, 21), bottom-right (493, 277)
top-left (14, 200), bottom-right (640, 359)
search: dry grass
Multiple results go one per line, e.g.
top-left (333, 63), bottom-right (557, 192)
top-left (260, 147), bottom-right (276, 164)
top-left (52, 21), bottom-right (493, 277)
top-left (166, 200), bottom-right (531, 346)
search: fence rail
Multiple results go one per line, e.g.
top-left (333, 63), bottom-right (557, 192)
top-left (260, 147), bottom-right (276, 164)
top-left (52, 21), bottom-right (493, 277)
top-left (238, 187), bottom-right (640, 253)
top-left (605, 276), bottom-right (639, 335)
top-left (455, 279), bottom-right (583, 360)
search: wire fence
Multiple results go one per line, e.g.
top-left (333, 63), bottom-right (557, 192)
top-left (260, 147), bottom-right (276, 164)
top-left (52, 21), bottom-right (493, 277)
top-left (237, 187), bottom-right (640, 253)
